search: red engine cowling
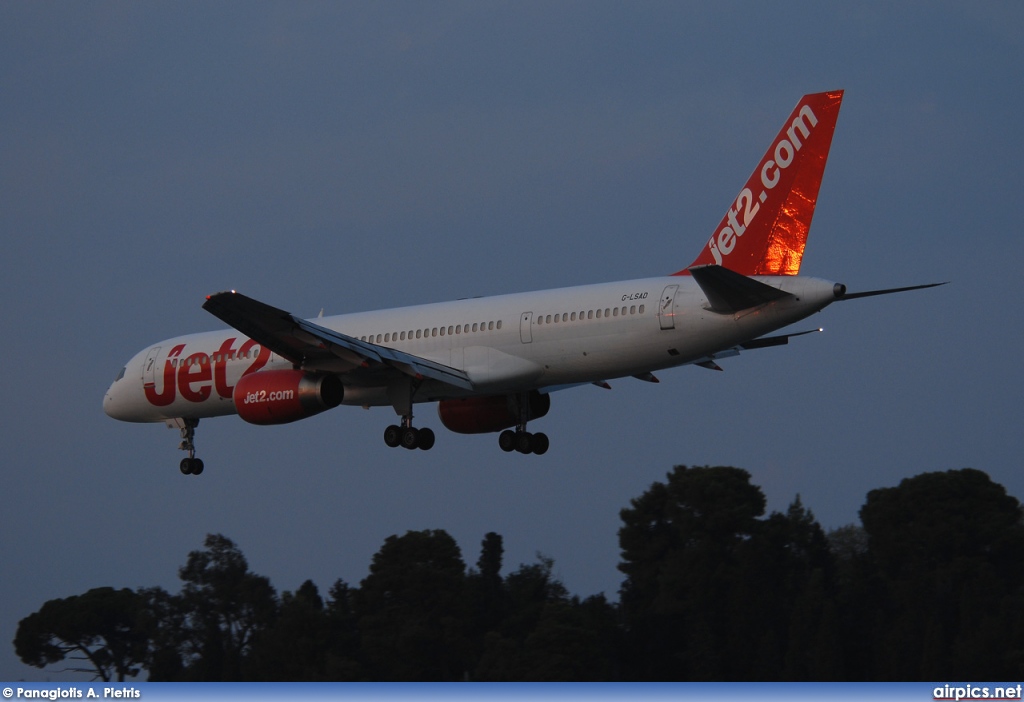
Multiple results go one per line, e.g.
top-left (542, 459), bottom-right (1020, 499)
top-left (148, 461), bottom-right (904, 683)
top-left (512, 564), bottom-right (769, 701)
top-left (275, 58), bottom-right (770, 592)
top-left (233, 370), bottom-right (344, 425)
top-left (437, 391), bottom-right (550, 434)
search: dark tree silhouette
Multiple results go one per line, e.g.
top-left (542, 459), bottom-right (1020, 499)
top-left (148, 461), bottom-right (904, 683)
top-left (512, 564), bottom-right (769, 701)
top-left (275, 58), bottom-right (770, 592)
top-left (859, 468), bottom-right (1024, 679)
top-left (173, 534), bottom-right (277, 680)
top-left (618, 465), bottom-right (768, 679)
top-left (14, 587), bottom-right (149, 681)
top-left (355, 529), bottom-right (470, 680)
top-left (16, 466), bottom-right (1024, 682)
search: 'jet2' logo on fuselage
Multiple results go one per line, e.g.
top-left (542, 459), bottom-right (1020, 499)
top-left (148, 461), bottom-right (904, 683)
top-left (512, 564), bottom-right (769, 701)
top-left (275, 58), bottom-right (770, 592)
top-left (143, 338), bottom-right (270, 406)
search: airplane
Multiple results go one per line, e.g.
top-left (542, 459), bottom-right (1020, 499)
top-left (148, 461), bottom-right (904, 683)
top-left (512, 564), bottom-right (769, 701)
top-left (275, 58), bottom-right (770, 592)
top-left (103, 90), bottom-right (943, 475)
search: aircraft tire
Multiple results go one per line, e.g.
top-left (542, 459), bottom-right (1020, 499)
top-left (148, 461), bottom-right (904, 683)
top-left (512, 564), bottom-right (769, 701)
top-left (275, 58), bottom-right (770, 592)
top-left (498, 430), bottom-right (516, 452)
top-left (401, 427), bottom-right (420, 450)
top-left (191, 459), bottom-right (204, 475)
top-left (515, 431), bottom-right (533, 454)
top-left (180, 458), bottom-right (193, 475)
top-left (531, 432), bottom-right (549, 455)
top-left (384, 425), bottom-right (402, 448)
top-left (417, 427), bottom-right (435, 450)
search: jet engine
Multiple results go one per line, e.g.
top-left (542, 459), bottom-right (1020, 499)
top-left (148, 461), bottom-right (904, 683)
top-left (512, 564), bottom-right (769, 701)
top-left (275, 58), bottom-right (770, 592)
top-left (437, 391), bottom-right (550, 434)
top-left (234, 370), bottom-right (344, 425)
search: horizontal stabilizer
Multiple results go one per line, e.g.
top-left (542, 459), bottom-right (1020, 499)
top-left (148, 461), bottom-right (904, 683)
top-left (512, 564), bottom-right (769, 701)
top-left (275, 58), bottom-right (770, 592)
top-left (689, 264), bottom-right (792, 313)
top-left (741, 327), bottom-right (822, 350)
top-left (686, 328), bottom-right (822, 371)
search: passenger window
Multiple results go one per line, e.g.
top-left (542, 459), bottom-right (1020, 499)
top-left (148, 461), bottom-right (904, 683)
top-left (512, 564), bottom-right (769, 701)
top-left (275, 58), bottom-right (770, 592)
top-left (588, 310), bottom-right (594, 319)
top-left (639, 304), bottom-right (645, 314)
top-left (630, 305), bottom-right (636, 314)
top-left (496, 320), bottom-right (502, 330)
top-left (545, 315), bottom-right (552, 323)
top-left (385, 333), bottom-right (391, 342)
top-left (613, 308), bottom-right (618, 317)
top-left (488, 321), bottom-right (494, 330)
top-left (440, 327), bottom-right (446, 336)
top-left (456, 325), bottom-right (461, 334)
top-left (448, 325), bottom-right (454, 335)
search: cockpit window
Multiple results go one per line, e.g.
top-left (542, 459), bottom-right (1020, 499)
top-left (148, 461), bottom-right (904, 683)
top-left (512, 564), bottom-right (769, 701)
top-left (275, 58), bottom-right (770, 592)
top-left (115, 366), bottom-right (126, 382)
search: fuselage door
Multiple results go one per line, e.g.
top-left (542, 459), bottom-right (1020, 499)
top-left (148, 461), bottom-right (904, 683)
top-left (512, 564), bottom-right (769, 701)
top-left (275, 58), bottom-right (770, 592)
top-left (520, 312), bottom-right (533, 343)
top-left (142, 346), bottom-right (161, 389)
top-left (659, 285), bottom-right (679, 330)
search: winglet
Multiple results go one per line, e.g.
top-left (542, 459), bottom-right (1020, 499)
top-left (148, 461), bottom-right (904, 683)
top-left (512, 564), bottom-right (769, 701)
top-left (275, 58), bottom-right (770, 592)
top-left (676, 90), bottom-right (844, 277)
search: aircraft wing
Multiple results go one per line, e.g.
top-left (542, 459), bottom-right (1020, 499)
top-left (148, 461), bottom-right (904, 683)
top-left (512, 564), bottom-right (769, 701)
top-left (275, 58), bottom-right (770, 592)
top-left (202, 291), bottom-right (474, 391)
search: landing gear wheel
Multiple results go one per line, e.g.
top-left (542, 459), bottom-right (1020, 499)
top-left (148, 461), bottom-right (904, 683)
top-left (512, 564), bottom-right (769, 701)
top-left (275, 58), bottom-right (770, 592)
top-left (498, 430), bottom-right (516, 452)
top-left (179, 457), bottom-right (205, 475)
top-left (384, 425), bottom-right (402, 448)
top-left (401, 426), bottom-right (420, 450)
top-left (515, 431), bottom-right (534, 454)
top-left (416, 427), bottom-right (435, 450)
top-left (530, 432), bottom-right (549, 455)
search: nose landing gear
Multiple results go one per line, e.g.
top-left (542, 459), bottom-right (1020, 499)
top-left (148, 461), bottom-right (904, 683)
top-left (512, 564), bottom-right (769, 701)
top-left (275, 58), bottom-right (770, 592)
top-left (174, 418), bottom-right (204, 475)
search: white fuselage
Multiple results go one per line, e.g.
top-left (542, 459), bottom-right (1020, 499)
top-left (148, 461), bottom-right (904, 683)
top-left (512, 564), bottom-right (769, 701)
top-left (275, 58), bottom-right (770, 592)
top-left (103, 274), bottom-right (839, 424)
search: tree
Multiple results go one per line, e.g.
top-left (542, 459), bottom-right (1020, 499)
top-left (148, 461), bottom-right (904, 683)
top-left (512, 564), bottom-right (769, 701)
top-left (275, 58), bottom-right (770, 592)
top-left (473, 554), bottom-right (620, 681)
top-left (618, 465), bottom-right (767, 679)
top-left (355, 529), bottom-right (469, 680)
top-left (246, 580), bottom-right (332, 680)
top-left (468, 532), bottom-right (508, 634)
top-left (14, 587), bottom-right (149, 681)
top-left (173, 534), bottom-right (277, 680)
top-left (858, 468), bottom-right (1024, 679)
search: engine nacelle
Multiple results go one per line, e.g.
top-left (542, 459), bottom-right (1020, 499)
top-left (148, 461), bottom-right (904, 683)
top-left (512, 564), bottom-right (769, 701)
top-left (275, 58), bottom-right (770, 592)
top-left (233, 370), bottom-right (344, 425)
top-left (437, 391), bottom-right (550, 434)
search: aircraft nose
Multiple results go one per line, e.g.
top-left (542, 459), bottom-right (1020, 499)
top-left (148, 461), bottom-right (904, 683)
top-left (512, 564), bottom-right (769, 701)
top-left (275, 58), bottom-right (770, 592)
top-left (103, 368), bottom-right (132, 421)
top-left (103, 384), bottom-right (122, 419)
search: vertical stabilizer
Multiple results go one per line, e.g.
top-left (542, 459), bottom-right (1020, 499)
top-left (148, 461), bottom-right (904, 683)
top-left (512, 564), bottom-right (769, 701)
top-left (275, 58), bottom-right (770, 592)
top-left (677, 90), bottom-right (843, 276)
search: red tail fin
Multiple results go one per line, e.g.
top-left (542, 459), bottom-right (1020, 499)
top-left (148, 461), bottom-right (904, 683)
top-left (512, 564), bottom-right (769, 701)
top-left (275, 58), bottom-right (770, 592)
top-left (677, 90), bottom-right (843, 276)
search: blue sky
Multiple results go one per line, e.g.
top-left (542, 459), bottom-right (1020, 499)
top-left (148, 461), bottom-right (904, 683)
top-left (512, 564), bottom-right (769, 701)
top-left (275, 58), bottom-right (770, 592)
top-left (2, 2), bottom-right (1022, 682)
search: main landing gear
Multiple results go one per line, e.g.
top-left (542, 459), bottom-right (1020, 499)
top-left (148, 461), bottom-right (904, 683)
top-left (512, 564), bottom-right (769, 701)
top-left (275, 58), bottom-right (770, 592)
top-left (383, 421), bottom-right (435, 451)
top-left (498, 428), bottom-right (549, 455)
top-left (496, 392), bottom-right (549, 455)
top-left (383, 378), bottom-right (435, 451)
top-left (176, 418), bottom-right (204, 475)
